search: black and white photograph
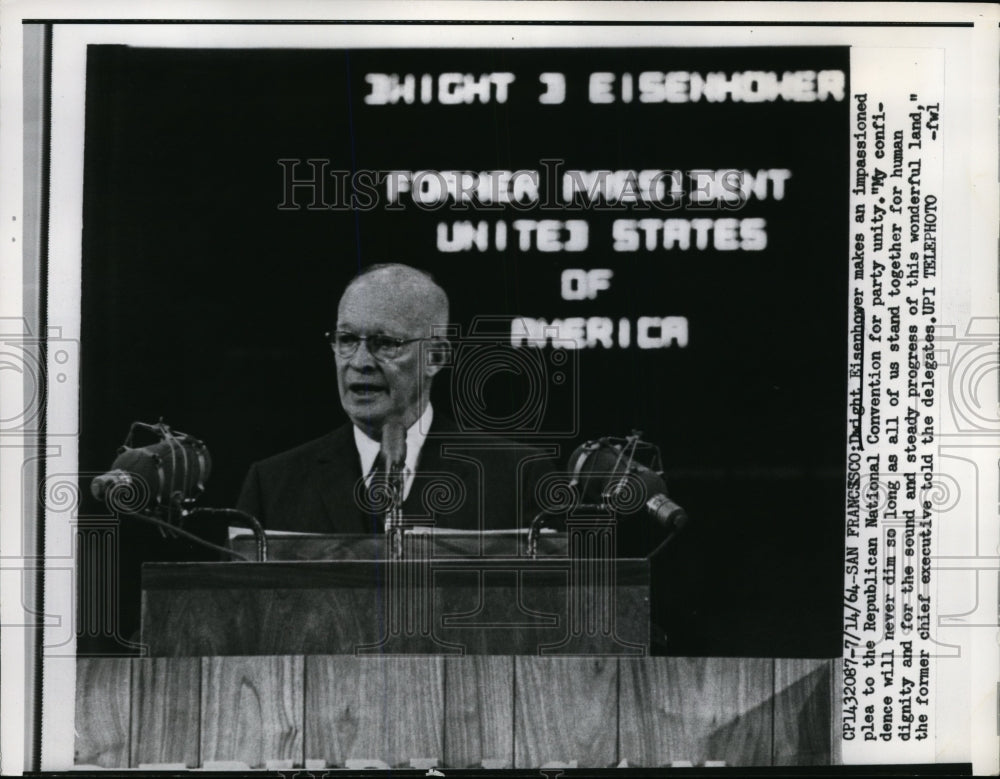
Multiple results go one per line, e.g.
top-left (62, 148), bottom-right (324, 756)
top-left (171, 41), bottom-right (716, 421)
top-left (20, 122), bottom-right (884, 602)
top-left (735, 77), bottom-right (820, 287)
top-left (0, 2), bottom-right (997, 776)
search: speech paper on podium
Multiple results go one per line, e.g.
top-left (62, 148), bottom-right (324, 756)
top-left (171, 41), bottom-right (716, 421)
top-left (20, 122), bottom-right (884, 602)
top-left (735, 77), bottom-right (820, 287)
top-left (0, 1), bottom-right (997, 775)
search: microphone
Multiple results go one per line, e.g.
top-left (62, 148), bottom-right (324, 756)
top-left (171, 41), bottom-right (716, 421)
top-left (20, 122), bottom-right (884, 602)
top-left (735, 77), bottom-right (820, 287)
top-left (528, 432), bottom-right (689, 558)
top-left (381, 419), bottom-right (407, 558)
top-left (91, 420), bottom-right (267, 562)
top-left (567, 434), bottom-right (690, 535)
top-left (381, 419), bottom-right (407, 474)
top-left (91, 422), bottom-right (211, 518)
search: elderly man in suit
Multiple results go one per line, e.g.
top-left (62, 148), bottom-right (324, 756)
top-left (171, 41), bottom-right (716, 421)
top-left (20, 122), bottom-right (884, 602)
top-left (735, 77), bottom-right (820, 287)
top-left (237, 263), bottom-right (554, 534)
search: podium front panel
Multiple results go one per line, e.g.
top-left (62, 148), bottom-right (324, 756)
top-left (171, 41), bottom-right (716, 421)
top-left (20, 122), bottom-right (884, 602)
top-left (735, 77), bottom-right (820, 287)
top-left (141, 558), bottom-right (649, 656)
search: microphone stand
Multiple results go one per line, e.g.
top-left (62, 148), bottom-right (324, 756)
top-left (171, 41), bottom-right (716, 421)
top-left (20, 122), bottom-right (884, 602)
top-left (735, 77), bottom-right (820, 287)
top-left (110, 499), bottom-right (268, 562)
top-left (527, 511), bottom-right (552, 559)
top-left (184, 507), bottom-right (268, 562)
top-left (527, 504), bottom-right (606, 559)
top-left (386, 462), bottom-right (405, 560)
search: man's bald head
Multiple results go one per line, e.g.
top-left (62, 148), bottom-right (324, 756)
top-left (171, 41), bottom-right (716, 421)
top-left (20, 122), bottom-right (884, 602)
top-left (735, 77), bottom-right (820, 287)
top-left (339, 264), bottom-right (449, 335)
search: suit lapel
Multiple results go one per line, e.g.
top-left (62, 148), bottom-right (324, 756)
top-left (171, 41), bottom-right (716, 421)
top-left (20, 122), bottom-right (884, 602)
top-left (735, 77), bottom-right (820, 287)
top-left (314, 423), bottom-right (372, 534)
top-left (403, 416), bottom-right (447, 520)
top-left (402, 415), bottom-right (476, 527)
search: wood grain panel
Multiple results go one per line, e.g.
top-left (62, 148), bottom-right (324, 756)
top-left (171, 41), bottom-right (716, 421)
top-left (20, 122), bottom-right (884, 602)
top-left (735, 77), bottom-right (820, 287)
top-left (142, 559), bottom-right (648, 657)
top-left (513, 657), bottom-right (617, 768)
top-left (130, 657), bottom-right (201, 768)
top-left (74, 658), bottom-right (131, 768)
top-left (443, 656), bottom-right (513, 768)
top-left (200, 656), bottom-right (303, 768)
top-left (772, 659), bottom-right (833, 766)
top-left (619, 657), bottom-right (774, 767)
top-left (305, 656), bottom-right (444, 767)
top-left (830, 659), bottom-right (843, 766)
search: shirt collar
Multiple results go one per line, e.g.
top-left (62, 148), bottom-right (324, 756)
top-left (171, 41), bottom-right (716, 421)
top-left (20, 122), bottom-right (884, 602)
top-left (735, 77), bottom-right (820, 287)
top-left (353, 403), bottom-right (433, 477)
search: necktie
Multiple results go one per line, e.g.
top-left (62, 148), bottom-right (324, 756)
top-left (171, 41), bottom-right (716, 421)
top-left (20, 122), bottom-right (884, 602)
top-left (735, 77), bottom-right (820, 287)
top-left (367, 450), bottom-right (410, 535)
top-left (365, 452), bottom-right (388, 524)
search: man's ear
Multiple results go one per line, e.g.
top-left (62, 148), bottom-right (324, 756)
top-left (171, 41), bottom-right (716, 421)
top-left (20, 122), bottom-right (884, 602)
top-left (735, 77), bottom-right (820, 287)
top-left (424, 338), bottom-right (451, 378)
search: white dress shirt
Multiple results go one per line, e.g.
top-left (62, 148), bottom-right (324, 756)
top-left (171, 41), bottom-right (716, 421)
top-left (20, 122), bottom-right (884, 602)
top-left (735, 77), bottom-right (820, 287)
top-left (353, 403), bottom-right (433, 502)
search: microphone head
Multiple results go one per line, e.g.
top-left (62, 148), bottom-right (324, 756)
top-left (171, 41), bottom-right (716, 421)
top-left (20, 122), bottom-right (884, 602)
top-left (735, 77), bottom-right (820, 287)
top-left (566, 435), bottom-right (692, 556)
top-left (90, 469), bottom-right (139, 504)
top-left (568, 440), bottom-right (669, 510)
top-left (646, 493), bottom-right (690, 533)
top-left (567, 441), bottom-right (621, 502)
top-left (93, 423), bottom-right (212, 517)
top-left (381, 419), bottom-right (407, 469)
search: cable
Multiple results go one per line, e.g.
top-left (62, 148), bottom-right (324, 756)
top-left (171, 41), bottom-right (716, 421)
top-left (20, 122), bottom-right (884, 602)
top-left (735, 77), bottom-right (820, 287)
top-left (130, 511), bottom-right (252, 562)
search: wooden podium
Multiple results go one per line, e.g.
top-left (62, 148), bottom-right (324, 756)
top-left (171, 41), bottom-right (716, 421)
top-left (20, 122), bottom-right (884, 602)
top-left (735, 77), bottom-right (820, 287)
top-left (74, 532), bottom-right (837, 769)
top-left (141, 532), bottom-right (650, 656)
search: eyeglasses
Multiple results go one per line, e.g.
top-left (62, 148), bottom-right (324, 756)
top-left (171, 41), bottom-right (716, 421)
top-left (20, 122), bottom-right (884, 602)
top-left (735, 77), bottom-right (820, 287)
top-left (325, 330), bottom-right (423, 361)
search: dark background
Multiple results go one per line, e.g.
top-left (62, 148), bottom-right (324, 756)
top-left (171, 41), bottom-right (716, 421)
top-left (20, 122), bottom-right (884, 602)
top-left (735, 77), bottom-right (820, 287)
top-left (77, 45), bottom-right (849, 657)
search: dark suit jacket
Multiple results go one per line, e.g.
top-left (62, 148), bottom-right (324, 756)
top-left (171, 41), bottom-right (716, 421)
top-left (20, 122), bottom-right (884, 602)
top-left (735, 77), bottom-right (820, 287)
top-left (237, 415), bottom-right (557, 534)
